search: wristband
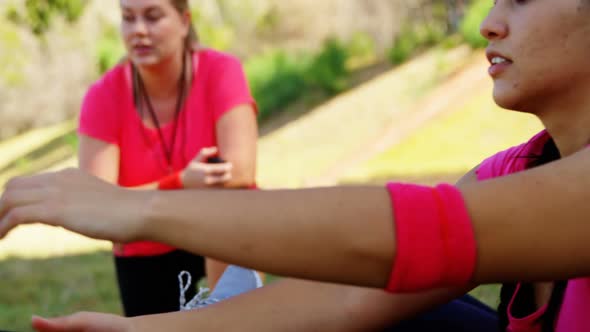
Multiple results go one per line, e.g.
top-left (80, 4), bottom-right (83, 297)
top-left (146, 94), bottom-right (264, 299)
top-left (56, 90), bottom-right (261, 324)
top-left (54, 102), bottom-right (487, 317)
top-left (385, 183), bottom-right (477, 293)
top-left (158, 171), bottom-right (183, 190)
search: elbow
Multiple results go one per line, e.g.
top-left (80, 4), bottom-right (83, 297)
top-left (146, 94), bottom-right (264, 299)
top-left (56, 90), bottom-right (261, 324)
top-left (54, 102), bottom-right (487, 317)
top-left (225, 170), bottom-right (256, 188)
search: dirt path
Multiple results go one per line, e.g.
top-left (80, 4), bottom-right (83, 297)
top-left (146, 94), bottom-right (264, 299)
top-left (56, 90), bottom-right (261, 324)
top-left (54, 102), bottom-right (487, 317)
top-left (311, 52), bottom-right (490, 185)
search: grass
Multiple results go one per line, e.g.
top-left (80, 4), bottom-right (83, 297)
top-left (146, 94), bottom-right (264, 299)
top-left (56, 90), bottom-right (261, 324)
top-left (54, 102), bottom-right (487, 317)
top-left (0, 46), bottom-right (516, 330)
top-left (343, 90), bottom-right (543, 183)
top-left (257, 46), bottom-right (476, 188)
top-left (0, 252), bottom-right (121, 332)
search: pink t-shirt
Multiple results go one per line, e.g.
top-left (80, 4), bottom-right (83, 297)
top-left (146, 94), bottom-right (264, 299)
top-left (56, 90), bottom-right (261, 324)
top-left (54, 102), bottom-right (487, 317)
top-left (78, 49), bottom-right (256, 257)
top-left (477, 130), bottom-right (590, 332)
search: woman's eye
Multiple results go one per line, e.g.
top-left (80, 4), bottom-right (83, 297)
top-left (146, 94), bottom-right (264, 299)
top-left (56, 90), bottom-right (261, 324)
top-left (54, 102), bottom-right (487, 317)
top-left (145, 10), bottom-right (163, 22)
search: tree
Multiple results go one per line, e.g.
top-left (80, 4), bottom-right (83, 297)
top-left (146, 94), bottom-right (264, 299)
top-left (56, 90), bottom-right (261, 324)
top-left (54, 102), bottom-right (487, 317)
top-left (5, 0), bottom-right (87, 36)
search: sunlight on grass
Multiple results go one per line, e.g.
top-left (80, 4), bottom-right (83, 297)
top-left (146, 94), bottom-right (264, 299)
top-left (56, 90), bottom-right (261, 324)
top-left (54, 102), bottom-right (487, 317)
top-left (343, 91), bottom-right (543, 182)
top-left (0, 225), bottom-right (111, 261)
top-left (257, 46), bottom-right (475, 188)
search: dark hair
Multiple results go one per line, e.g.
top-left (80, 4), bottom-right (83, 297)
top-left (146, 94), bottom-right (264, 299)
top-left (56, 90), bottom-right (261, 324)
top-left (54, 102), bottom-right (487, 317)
top-left (497, 138), bottom-right (567, 332)
top-left (169, 0), bottom-right (200, 50)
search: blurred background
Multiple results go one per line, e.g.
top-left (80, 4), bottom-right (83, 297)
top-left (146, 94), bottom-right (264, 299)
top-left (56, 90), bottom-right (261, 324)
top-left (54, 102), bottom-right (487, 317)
top-left (0, 0), bottom-right (543, 330)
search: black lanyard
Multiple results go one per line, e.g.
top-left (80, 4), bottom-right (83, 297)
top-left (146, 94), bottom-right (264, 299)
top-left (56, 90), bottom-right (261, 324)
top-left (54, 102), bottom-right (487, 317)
top-left (133, 53), bottom-right (188, 172)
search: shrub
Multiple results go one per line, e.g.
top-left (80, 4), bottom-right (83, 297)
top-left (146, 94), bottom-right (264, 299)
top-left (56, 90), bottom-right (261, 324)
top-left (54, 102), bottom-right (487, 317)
top-left (246, 37), bottom-right (355, 120)
top-left (5, 0), bottom-right (87, 36)
top-left (96, 25), bottom-right (125, 74)
top-left (460, 0), bottom-right (492, 49)
top-left (0, 19), bottom-right (26, 86)
top-left (388, 23), bottom-right (445, 65)
top-left (245, 51), bottom-right (309, 120)
top-left (345, 32), bottom-right (377, 68)
top-left (305, 38), bottom-right (349, 94)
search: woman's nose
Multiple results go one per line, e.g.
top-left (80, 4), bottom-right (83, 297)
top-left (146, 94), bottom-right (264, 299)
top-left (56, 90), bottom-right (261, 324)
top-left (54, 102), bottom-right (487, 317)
top-left (480, 8), bottom-right (509, 41)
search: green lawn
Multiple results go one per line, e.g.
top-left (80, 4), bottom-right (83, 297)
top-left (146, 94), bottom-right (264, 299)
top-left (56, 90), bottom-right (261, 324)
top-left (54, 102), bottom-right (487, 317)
top-left (0, 252), bottom-right (121, 331)
top-left (343, 90), bottom-right (543, 182)
top-left (0, 48), bottom-right (529, 330)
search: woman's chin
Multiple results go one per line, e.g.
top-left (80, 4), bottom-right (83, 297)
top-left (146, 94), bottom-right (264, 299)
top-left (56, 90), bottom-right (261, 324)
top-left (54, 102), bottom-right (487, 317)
top-left (493, 87), bottom-right (524, 112)
top-left (131, 55), bottom-right (161, 68)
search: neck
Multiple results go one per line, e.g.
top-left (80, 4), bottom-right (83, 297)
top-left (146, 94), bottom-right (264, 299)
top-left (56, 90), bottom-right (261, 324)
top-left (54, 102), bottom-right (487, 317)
top-left (136, 48), bottom-right (187, 100)
top-left (533, 86), bottom-right (590, 157)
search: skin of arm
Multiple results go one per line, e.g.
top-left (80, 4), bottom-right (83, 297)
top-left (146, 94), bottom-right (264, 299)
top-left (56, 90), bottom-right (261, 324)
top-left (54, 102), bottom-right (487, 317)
top-left (127, 169), bottom-right (481, 332)
top-left (27, 168), bottom-right (480, 332)
top-left (205, 104), bottom-right (259, 287)
top-left (78, 104), bottom-right (258, 288)
top-left (129, 281), bottom-right (472, 332)
top-left (28, 283), bottom-right (470, 332)
top-left (140, 146), bottom-right (590, 286)
top-left (78, 134), bottom-right (120, 184)
top-left (4, 141), bottom-right (590, 288)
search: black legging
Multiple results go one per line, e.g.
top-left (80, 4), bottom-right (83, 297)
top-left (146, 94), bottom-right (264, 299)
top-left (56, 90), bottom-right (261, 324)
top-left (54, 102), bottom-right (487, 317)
top-left (114, 250), bottom-right (205, 317)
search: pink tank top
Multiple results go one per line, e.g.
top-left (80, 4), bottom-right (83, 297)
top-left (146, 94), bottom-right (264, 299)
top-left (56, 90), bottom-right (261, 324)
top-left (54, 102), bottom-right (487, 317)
top-left (78, 49), bottom-right (256, 256)
top-left (477, 130), bottom-right (590, 332)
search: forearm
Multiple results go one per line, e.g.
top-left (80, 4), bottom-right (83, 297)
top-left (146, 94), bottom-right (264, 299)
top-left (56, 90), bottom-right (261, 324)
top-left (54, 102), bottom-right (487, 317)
top-left (220, 166), bottom-right (255, 188)
top-left (129, 182), bottom-right (159, 190)
top-left (144, 186), bottom-right (394, 288)
top-left (130, 278), bottom-right (468, 332)
top-left (205, 258), bottom-right (229, 289)
top-left (143, 150), bottom-right (590, 289)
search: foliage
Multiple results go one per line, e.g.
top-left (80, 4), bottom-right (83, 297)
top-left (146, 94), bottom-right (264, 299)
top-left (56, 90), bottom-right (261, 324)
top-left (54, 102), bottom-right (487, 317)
top-left (5, 0), bottom-right (87, 36)
top-left (460, 0), bottom-right (492, 49)
top-left (191, 7), bottom-right (235, 51)
top-left (246, 38), bottom-right (353, 121)
top-left (345, 32), bottom-right (377, 68)
top-left (388, 23), bottom-right (446, 65)
top-left (96, 25), bottom-right (125, 74)
top-left (305, 38), bottom-right (349, 94)
top-left (245, 50), bottom-right (309, 121)
top-left (0, 18), bottom-right (26, 86)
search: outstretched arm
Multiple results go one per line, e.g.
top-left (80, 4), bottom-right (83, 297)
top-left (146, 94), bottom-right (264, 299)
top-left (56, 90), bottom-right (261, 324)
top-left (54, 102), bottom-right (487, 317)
top-left (3, 148), bottom-right (590, 288)
top-left (32, 280), bottom-right (470, 332)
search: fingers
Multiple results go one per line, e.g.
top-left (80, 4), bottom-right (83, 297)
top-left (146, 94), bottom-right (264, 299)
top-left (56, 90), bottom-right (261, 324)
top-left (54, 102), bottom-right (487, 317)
top-left (0, 204), bottom-right (51, 239)
top-left (3, 171), bottom-right (63, 191)
top-left (200, 162), bottom-right (233, 175)
top-left (32, 315), bottom-right (83, 332)
top-left (204, 172), bottom-right (232, 185)
top-left (197, 163), bottom-right (233, 185)
top-left (0, 188), bottom-right (54, 239)
top-left (32, 313), bottom-right (128, 332)
top-left (195, 146), bottom-right (219, 163)
top-left (0, 188), bottom-right (49, 218)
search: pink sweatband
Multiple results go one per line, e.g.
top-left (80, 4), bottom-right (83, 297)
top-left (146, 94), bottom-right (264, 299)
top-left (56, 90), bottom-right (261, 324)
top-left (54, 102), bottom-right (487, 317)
top-left (158, 172), bottom-right (183, 190)
top-left (385, 183), bottom-right (477, 293)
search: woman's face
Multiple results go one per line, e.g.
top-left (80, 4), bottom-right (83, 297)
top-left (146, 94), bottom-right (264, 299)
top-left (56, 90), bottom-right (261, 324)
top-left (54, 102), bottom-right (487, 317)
top-left (120, 0), bottom-right (189, 67)
top-left (481, 0), bottom-right (590, 112)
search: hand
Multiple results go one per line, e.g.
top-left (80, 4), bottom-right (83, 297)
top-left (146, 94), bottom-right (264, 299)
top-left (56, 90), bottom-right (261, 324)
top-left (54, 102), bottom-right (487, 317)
top-left (32, 312), bottom-right (132, 332)
top-left (0, 168), bottom-right (147, 243)
top-left (181, 147), bottom-right (232, 188)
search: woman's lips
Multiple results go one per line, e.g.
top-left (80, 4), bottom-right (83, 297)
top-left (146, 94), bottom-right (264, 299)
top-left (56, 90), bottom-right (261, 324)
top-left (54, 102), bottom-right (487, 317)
top-left (486, 51), bottom-right (513, 78)
top-left (133, 45), bottom-right (153, 56)
top-left (488, 60), bottom-right (512, 78)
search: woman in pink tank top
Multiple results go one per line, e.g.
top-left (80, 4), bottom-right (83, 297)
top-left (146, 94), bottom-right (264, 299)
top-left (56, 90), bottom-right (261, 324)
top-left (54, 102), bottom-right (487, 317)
top-left (76, 0), bottom-right (258, 317)
top-left (3, 0), bottom-right (590, 332)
